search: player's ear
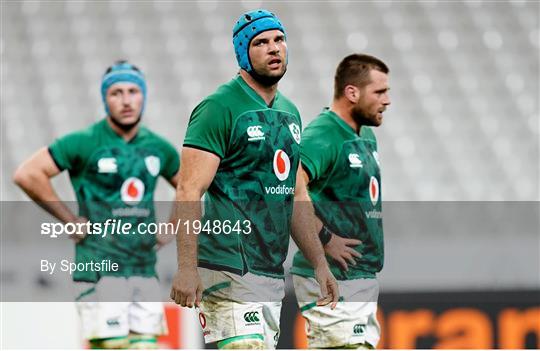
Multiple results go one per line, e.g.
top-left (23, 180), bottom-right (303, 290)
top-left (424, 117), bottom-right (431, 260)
top-left (344, 85), bottom-right (359, 104)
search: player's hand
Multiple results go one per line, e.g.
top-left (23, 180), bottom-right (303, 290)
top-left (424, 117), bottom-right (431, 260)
top-left (170, 268), bottom-right (203, 308)
top-left (314, 264), bottom-right (339, 309)
top-left (68, 216), bottom-right (88, 244)
top-left (324, 234), bottom-right (362, 271)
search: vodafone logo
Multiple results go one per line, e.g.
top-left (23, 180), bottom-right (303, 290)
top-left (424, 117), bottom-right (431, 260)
top-left (198, 312), bottom-right (207, 329)
top-left (266, 150), bottom-right (295, 194)
top-left (369, 176), bottom-right (379, 206)
top-left (273, 149), bottom-right (291, 181)
top-left (120, 177), bottom-right (145, 205)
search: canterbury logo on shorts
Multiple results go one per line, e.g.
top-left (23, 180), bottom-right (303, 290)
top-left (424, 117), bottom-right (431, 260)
top-left (106, 317), bottom-right (121, 327)
top-left (353, 323), bottom-right (366, 335)
top-left (243, 311), bottom-right (260, 323)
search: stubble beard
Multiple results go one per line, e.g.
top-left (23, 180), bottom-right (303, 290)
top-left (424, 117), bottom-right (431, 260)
top-left (351, 104), bottom-right (380, 127)
top-left (109, 114), bottom-right (142, 132)
top-left (249, 65), bottom-right (287, 87)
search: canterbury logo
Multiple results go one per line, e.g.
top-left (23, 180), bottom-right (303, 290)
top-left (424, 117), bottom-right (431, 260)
top-left (353, 323), bottom-right (365, 335)
top-left (247, 125), bottom-right (265, 141)
top-left (106, 318), bottom-right (120, 327)
top-left (243, 311), bottom-right (260, 323)
top-left (348, 153), bottom-right (363, 168)
top-left (97, 157), bottom-right (117, 173)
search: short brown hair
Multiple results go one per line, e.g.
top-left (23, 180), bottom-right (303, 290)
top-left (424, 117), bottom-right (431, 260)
top-left (334, 54), bottom-right (389, 99)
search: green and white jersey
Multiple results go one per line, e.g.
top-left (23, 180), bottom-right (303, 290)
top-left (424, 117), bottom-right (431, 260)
top-left (291, 109), bottom-right (383, 280)
top-left (49, 119), bottom-right (179, 282)
top-left (183, 75), bottom-right (302, 278)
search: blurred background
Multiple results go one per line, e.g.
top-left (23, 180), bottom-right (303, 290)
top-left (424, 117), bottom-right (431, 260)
top-left (1, 0), bottom-right (539, 349)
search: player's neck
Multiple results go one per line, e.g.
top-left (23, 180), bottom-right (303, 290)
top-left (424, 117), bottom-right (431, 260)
top-left (106, 117), bottom-right (140, 141)
top-left (239, 70), bottom-right (278, 106)
top-left (330, 101), bottom-right (360, 134)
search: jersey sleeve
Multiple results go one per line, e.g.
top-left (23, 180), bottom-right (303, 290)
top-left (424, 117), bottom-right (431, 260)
top-left (159, 140), bottom-right (180, 180)
top-left (48, 131), bottom-right (89, 172)
top-left (183, 98), bottom-right (231, 159)
top-left (300, 125), bottom-right (339, 182)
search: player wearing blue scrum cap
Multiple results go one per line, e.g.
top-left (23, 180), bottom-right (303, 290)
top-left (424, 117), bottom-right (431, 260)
top-left (14, 60), bottom-right (180, 349)
top-left (232, 9), bottom-right (288, 86)
top-left (100, 60), bottom-right (147, 132)
top-left (170, 9), bottom-right (339, 349)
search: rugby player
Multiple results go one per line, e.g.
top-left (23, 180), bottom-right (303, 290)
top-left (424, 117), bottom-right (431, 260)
top-left (291, 54), bottom-right (391, 349)
top-left (13, 61), bottom-right (180, 349)
top-left (169, 9), bottom-right (338, 350)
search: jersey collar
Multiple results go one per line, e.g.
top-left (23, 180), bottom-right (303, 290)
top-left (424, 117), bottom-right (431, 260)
top-left (102, 118), bottom-right (145, 144)
top-left (324, 108), bottom-right (361, 137)
top-left (234, 75), bottom-right (280, 108)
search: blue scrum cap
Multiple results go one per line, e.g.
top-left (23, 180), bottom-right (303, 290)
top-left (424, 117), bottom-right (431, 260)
top-left (101, 61), bottom-right (147, 116)
top-left (232, 9), bottom-right (286, 72)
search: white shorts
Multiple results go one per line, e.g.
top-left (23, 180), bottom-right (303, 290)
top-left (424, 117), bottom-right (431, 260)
top-left (293, 274), bottom-right (380, 348)
top-left (75, 276), bottom-right (167, 340)
top-left (197, 267), bottom-right (285, 349)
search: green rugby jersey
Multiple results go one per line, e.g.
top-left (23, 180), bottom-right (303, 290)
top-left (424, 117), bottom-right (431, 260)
top-left (291, 109), bottom-right (383, 280)
top-left (49, 119), bottom-right (179, 282)
top-left (183, 75), bottom-right (302, 278)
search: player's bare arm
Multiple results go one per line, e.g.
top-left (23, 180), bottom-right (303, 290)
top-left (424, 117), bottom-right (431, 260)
top-left (14, 147), bottom-right (63, 202)
top-left (155, 170), bottom-right (182, 249)
top-left (170, 147), bottom-right (219, 308)
top-left (291, 165), bottom-right (339, 309)
top-left (300, 166), bottom-right (362, 271)
top-left (167, 170), bottom-right (181, 189)
top-left (13, 147), bottom-right (87, 242)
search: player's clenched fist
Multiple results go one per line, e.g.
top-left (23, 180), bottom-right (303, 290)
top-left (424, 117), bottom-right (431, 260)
top-left (170, 268), bottom-right (203, 308)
